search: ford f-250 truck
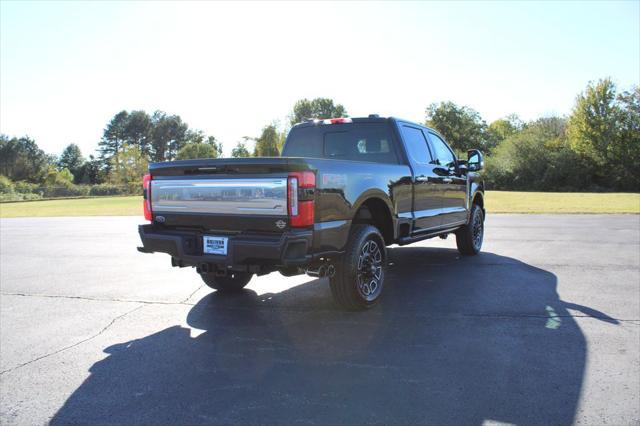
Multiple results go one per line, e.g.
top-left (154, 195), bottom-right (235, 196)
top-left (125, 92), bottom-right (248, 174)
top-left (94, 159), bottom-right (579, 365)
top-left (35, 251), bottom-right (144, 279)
top-left (138, 116), bottom-right (485, 309)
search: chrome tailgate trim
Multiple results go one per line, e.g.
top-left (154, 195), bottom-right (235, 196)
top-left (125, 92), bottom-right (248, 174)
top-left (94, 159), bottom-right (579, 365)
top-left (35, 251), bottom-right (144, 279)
top-left (151, 178), bottom-right (287, 216)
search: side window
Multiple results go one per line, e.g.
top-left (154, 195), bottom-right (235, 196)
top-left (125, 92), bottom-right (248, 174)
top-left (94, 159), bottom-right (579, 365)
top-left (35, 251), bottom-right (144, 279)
top-left (428, 133), bottom-right (456, 167)
top-left (400, 125), bottom-right (432, 164)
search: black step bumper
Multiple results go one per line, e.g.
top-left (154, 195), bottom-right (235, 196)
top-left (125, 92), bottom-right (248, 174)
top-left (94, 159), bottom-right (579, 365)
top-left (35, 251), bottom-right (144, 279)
top-left (138, 225), bottom-right (314, 271)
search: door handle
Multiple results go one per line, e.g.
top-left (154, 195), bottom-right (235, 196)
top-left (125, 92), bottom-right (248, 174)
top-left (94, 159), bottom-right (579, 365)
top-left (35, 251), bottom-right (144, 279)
top-left (442, 178), bottom-right (453, 183)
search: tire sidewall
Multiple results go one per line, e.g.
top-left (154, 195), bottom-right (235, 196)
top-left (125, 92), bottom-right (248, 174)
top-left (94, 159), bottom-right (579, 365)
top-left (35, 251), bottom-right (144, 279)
top-left (471, 205), bottom-right (484, 253)
top-left (342, 225), bottom-right (387, 308)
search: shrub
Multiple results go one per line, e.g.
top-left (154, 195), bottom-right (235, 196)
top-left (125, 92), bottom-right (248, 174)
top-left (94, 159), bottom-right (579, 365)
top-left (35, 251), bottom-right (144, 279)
top-left (41, 184), bottom-right (90, 198)
top-left (89, 184), bottom-right (129, 196)
top-left (0, 175), bottom-right (14, 194)
top-left (1, 182), bottom-right (137, 202)
top-left (13, 181), bottom-right (40, 194)
top-left (127, 181), bottom-right (142, 195)
top-left (0, 192), bottom-right (42, 202)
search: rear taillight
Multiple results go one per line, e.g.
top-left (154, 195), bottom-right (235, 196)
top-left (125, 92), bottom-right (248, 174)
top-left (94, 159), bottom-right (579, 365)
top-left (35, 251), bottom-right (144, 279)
top-left (288, 171), bottom-right (315, 227)
top-left (143, 173), bottom-right (152, 221)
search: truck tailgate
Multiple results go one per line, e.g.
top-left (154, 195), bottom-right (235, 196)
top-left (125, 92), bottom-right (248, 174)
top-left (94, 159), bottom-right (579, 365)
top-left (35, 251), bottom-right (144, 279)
top-left (148, 157), bottom-right (312, 233)
top-left (151, 178), bottom-right (287, 216)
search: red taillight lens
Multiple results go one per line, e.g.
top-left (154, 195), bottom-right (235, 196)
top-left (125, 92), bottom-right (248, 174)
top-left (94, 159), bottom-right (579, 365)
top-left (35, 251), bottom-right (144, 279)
top-left (288, 171), bottom-right (315, 227)
top-left (143, 173), bottom-right (152, 221)
top-left (293, 201), bottom-right (314, 227)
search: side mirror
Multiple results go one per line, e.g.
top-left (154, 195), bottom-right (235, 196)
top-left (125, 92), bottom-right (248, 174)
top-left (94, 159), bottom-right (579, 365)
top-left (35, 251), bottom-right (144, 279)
top-left (467, 149), bottom-right (484, 172)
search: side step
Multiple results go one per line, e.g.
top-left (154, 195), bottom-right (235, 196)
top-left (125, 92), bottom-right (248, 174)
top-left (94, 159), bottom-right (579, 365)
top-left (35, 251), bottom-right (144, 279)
top-left (398, 226), bottom-right (462, 246)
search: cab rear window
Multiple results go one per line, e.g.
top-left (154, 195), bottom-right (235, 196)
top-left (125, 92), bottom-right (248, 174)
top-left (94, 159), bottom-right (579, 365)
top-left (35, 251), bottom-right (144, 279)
top-left (283, 122), bottom-right (398, 164)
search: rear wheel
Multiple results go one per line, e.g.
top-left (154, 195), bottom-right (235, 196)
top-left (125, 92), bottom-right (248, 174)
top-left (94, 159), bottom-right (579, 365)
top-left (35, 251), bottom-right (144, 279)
top-left (330, 224), bottom-right (386, 310)
top-left (456, 204), bottom-right (484, 255)
top-left (199, 271), bottom-right (253, 292)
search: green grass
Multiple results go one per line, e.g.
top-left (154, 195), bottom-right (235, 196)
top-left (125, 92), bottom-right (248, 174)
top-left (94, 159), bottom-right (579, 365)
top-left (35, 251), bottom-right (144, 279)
top-left (0, 196), bottom-right (142, 218)
top-left (488, 191), bottom-right (640, 214)
top-left (0, 192), bottom-right (638, 218)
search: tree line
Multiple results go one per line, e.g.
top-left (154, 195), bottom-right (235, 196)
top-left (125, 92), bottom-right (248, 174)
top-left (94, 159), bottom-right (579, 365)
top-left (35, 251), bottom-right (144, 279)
top-left (426, 78), bottom-right (638, 191)
top-left (1, 78), bottom-right (637, 201)
top-left (0, 98), bottom-right (346, 200)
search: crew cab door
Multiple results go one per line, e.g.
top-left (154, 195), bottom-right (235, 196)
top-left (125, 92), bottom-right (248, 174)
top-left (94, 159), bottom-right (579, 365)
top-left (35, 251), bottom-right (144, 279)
top-left (399, 124), bottom-right (441, 232)
top-left (427, 131), bottom-right (467, 226)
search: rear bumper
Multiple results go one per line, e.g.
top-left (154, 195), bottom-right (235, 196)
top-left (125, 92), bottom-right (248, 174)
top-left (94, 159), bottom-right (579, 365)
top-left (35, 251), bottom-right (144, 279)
top-left (138, 224), bottom-right (314, 270)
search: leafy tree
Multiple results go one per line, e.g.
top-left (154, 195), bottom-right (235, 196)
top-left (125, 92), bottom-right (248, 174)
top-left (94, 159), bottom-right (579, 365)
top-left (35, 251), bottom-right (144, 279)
top-left (568, 78), bottom-right (640, 189)
top-left (426, 102), bottom-right (488, 152)
top-left (205, 136), bottom-right (223, 158)
top-left (253, 124), bottom-right (280, 157)
top-left (99, 111), bottom-right (129, 169)
top-left (125, 110), bottom-right (153, 156)
top-left (0, 175), bottom-right (14, 194)
top-left (0, 135), bottom-right (51, 183)
top-left (183, 132), bottom-right (223, 159)
top-left (277, 131), bottom-right (287, 153)
top-left (108, 145), bottom-right (148, 187)
top-left (231, 141), bottom-right (251, 158)
top-left (44, 166), bottom-right (74, 186)
top-left (150, 111), bottom-right (189, 162)
top-left (486, 114), bottom-right (524, 150)
top-left (614, 86), bottom-right (640, 189)
top-left (58, 144), bottom-right (85, 183)
top-left (568, 79), bottom-right (618, 167)
top-left (484, 117), bottom-right (590, 191)
top-left (185, 129), bottom-right (206, 144)
top-left (290, 98), bottom-right (347, 126)
top-left (177, 143), bottom-right (219, 160)
top-left (75, 155), bottom-right (104, 184)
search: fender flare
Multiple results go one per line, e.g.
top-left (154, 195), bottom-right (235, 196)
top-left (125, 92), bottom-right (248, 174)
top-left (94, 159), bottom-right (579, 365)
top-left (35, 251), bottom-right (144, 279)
top-left (351, 190), bottom-right (396, 241)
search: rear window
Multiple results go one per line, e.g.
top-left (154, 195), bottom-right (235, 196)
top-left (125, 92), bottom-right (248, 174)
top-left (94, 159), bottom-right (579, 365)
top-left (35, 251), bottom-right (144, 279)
top-left (283, 122), bottom-right (398, 164)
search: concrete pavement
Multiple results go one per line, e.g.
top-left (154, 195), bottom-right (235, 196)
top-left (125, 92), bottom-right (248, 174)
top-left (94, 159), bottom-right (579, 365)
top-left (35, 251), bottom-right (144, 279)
top-left (1, 215), bottom-right (638, 425)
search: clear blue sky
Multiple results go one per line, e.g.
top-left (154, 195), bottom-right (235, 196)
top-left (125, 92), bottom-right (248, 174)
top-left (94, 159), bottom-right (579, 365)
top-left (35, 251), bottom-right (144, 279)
top-left (1, 0), bottom-right (638, 157)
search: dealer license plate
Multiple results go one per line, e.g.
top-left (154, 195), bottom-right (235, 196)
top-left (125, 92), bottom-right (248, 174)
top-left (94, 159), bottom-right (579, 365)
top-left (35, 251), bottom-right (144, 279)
top-left (203, 236), bottom-right (228, 255)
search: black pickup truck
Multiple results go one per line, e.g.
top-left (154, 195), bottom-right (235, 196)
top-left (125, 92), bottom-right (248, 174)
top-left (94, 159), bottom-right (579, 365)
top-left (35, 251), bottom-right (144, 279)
top-left (138, 116), bottom-right (485, 309)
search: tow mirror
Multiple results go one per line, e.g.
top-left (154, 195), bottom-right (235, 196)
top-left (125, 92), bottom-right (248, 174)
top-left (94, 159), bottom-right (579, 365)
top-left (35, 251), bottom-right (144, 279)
top-left (467, 149), bottom-right (484, 172)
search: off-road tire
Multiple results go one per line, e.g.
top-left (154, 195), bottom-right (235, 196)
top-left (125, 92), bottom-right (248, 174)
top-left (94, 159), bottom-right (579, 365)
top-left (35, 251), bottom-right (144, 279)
top-left (456, 204), bottom-right (484, 255)
top-left (199, 271), bottom-right (253, 292)
top-left (330, 224), bottom-right (387, 310)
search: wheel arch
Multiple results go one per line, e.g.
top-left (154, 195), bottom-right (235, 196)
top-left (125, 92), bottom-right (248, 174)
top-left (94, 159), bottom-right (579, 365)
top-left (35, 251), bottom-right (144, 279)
top-left (351, 193), bottom-right (395, 245)
top-left (472, 191), bottom-right (484, 208)
top-left (470, 190), bottom-right (486, 220)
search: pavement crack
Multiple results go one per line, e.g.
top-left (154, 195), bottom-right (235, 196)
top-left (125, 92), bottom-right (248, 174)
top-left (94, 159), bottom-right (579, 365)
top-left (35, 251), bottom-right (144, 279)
top-left (0, 304), bottom-right (145, 376)
top-left (0, 292), bottom-right (196, 306)
top-left (180, 284), bottom-right (204, 304)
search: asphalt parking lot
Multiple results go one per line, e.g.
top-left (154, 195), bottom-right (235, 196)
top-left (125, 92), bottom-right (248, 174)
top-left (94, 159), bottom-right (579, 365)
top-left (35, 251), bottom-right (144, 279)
top-left (0, 214), bottom-right (638, 425)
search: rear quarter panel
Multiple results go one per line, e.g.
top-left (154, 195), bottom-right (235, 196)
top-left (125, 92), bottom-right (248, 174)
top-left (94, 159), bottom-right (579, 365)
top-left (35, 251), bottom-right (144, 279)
top-left (304, 158), bottom-right (412, 223)
top-left (301, 158), bottom-right (412, 253)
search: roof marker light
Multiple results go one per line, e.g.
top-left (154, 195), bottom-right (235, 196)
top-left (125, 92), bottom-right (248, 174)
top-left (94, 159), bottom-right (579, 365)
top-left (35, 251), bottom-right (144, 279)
top-left (323, 117), bottom-right (352, 125)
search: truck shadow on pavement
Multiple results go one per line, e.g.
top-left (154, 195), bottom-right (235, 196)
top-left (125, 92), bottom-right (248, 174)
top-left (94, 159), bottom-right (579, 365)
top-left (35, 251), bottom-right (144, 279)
top-left (52, 248), bottom-right (619, 425)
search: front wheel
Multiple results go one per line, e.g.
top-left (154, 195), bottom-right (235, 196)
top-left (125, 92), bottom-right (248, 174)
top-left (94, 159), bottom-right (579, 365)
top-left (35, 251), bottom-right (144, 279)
top-left (199, 271), bottom-right (253, 292)
top-left (330, 224), bottom-right (386, 310)
top-left (456, 204), bottom-right (484, 255)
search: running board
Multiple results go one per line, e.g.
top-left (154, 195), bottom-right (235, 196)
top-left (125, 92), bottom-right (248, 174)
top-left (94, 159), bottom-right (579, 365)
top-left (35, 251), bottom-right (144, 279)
top-left (398, 226), bottom-right (463, 246)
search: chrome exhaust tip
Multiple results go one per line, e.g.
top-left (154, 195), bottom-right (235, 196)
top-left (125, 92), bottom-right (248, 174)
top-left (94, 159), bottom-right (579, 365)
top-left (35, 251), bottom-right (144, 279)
top-left (326, 264), bottom-right (336, 278)
top-left (317, 265), bottom-right (327, 278)
top-left (306, 264), bottom-right (329, 278)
